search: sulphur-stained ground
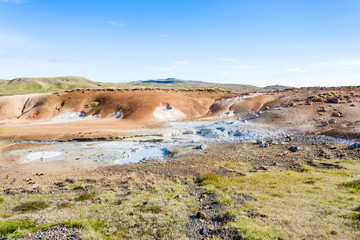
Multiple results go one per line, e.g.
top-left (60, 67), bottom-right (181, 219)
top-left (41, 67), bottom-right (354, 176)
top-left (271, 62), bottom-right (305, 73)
top-left (0, 87), bottom-right (360, 239)
top-left (0, 140), bottom-right (360, 239)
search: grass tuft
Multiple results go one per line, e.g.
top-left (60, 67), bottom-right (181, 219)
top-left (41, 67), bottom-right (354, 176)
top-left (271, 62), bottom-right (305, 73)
top-left (198, 172), bottom-right (221, 185)
top-left (0, 220), bottom-right (35, 236)
top-left (13, 201), bottom-right (49, 212)
top-left (57, 202), bottom-right (73, 209)
top-left (341, 178), bottom-right (360, 190)
top-left (74, 191), bottom-right (96, 201)
top-left (85, 101), bottom-right (99, 108)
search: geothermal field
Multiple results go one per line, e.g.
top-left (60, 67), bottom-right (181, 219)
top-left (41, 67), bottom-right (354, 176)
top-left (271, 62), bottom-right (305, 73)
top-left (0, 85), bottom-right (359, 239)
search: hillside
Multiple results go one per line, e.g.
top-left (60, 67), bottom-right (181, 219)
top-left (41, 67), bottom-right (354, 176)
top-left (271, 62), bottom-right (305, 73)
top-left (0, 76), bottom-right (291, 95)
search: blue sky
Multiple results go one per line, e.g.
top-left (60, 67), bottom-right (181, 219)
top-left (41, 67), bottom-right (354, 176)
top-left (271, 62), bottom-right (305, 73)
top-left (0, 0), bottom-right (359, 87)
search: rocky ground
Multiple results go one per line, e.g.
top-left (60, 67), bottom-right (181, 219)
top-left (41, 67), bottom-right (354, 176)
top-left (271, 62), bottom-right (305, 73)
top-left (0, 86), bottom-right (360, 239)
top-left (1, 140), bottom-right (360, 239)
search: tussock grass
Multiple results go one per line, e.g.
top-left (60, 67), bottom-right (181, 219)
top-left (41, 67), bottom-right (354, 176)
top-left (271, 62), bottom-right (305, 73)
top-left (13, 201), bottom-right (49, 212)
top-left (0, 220), bottom-right (35, 236)
top-left (74, 191), bottom-right (96, 201)
top-left (196, 161), bottom-right (360, 239)
top-left (341, 177), bottom-right (360, 190)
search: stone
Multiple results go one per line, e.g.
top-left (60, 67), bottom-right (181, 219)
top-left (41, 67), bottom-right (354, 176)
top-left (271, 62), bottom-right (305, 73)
top-left (246, 112), bottom-right (259, 119)
top-left (318, 107), bottom-right (327, 112)
top-left (257, 166), bottom-right (268, 171)
top-left (327, 98), bottom-right (340, 103)
top-left (348, 143), bottom-right (360, 150)
top-left (321, 121), bottom-right (329, 127)
top-left (332, 112), bottom-right (342, 117)
top-left (328, 119), bottom-right (336, 124)
top-left (174, 194), bottom-right (182, 199)
top-left (288, 146), bottom-right (299, 152)
top-left (196, 211), bottom-right (207, 220)
top-left (194, 144), bottom-right (207, 150)
top-left (200, 227), bottom-right (209, 235)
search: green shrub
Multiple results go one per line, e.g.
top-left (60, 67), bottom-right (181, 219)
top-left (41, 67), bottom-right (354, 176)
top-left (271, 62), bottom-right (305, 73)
top-left (341, 178), bottom-right (360, 190)
top-left (198, 172), bottom-right (220, 185)
top-left (0, 197), bottom-right (4, 203)
top-left (90, 220), bottom-right (105, 231)
top-left (13, 201), bottom-right (49, 212)
top-left (0, 220), bottom-right (35, 236)
top-left (57, 202), bottom-right (73, 209)
top-left (74, 191), bottom-right (96, 201)
top-left (218, 210), bottom-right (237, 222)
top-left (85, 101), bottom-right (99, 108)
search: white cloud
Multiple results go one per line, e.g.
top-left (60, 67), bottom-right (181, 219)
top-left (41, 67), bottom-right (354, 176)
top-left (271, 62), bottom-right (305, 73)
top-left (106, 21), bottom-right (127, 27)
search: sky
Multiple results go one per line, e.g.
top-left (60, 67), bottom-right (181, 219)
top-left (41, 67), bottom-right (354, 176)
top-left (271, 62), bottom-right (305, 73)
top-left (0, 0), bottom-right (360, 87)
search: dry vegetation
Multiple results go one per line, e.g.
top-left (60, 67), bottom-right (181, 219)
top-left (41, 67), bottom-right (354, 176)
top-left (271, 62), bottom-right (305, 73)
top-left (1, 141), bottom-right (360, 239)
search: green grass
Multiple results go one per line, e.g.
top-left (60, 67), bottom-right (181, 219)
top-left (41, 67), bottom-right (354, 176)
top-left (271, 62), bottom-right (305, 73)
top-left (0, 220), bottom-right (35, 236)
top-left (0, 197), bottom-right (4, 204)
top-left (74, 191), bottom-right (96, 201)
top-left (85, 101), bottom-right (99, 108)
top-left (196, 162), bottom-right (360, 240)
top-left (0, 76), bottom-right (290, 95)
top-left (341, 178), bottom-right (360, 190)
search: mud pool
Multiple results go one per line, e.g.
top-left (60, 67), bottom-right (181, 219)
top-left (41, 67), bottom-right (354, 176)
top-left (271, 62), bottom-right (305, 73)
top-left (4, 119), bottom-right (354, 166)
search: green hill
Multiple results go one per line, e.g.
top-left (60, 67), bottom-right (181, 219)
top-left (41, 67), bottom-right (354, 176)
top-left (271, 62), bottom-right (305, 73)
top-left (0, 76), bottom-right (291, 95)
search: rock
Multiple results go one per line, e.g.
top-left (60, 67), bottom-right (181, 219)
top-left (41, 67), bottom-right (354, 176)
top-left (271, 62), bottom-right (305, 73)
top-left (332, 112), bottom-right (342, 117)
top-left (65, 178), bottom-right (76, 183)
top-left (328, 119), bottom-right (336, 124)
top-left (288, 146), bottom-right (299, 152)
top-left (289, 102), bottom-right (296, 107)
top-left (174, 194), bottom-right (182, 199)
top-left (242, 120), bottom-right (248, 123)
top-left (200, 227), bottom-right (209, 235)
top-left (246, 112), bottom-right (259, 119)
top-left (321, 121), bottom-right (329, 127)
top-left (196, 211), bottom-right (208, 220)
top-left (348, 143), bottom-right (360, 150)
top-left (257, 166), bottom-right (268, 171)
top-left (318, 107), bottom-right (327, 112)
top-left (350, 104), bottom-right (356, 107)
top-left (327, 98), bottom-right (340, 103)
top-left (194, 144), bottom-right (207, 150)
top-left (134, 223), bottom-right (144, 228)
top-left (269, 139), bottom-right (278, 145)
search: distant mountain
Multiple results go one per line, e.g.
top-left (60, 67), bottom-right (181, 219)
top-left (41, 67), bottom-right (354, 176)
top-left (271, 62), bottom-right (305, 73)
top-left (263, 84), bottom-right (292, 90)
top-left (0, 76), bottom-right (291, 95)
top-left (134, 78), bottom-right (208, 84)
top-left (0, 76), bottom-right (103, 95)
